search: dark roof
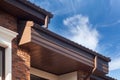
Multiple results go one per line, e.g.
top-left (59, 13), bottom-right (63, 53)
top-left (18, 0), bottom-right (53, 18)
top-left (104, 76), bottom-right (117, 80)
top-left (34, 24), bottom-right (111, 62)
top-left (0, 0), bottom-right (53, 24)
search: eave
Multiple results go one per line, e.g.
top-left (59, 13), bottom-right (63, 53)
top-left (19, 22), bottom-right (110, 76)
top-left (0, 0), bottom-right (53, 24)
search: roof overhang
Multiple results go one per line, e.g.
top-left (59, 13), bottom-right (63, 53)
top-left (19, 21), bottom-right (110, 76)
top-left (91, 75), bottom-right (116, 80)
top-left (0, 0), bottom-right (53, 24)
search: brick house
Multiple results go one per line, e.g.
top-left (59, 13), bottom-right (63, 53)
top-left (0, 0), bottom-right (115, 80)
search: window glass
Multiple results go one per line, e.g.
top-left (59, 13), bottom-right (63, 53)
top-left (0, 50), bottom-right (2, 80)
top-left (0, 47), bottom-right (4, 80)
top-left (31, 74), bottom-right (48, 80)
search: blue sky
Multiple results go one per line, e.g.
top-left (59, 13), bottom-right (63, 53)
top-left (30, 0), bottom-right (120, 79)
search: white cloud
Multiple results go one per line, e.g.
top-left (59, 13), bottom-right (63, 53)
top-left (63, 14), bottom-right (100, 50)
top-left (109, 57), bottom-right (120, 71)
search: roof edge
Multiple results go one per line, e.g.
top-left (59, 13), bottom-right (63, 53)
top-left (9, 0), bottom-right (53, 18)
top-left (33, 24), bottom-right (111, 62)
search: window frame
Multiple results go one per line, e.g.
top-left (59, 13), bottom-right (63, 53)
top-left (0, 26), bottom-right (17, 80)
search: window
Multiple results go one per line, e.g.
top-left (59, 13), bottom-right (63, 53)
top-left (0, 26), bottom-right (17, 80)
top-left (31, 74), bottom-right (48, 80)
top-left (0, 47), bottom-right (5, 80)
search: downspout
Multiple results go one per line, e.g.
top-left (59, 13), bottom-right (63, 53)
top-left (92, 56), bottom-right (98, 73)
top-left (44, 15), bottom-right (49, 28)
top-left (84, 56), bottom-right (98, 80)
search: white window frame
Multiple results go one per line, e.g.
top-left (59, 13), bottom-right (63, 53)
top-left (0, 26), bottom-right (17, 80)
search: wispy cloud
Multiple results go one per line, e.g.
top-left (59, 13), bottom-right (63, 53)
top-left (29, 0), bottom-right (82, 15)
top-left (63, 14), bottom-right (100, 50)
top-left (100, 20), bottom-right (120, 27)
top-left (56, 0), bottom-right (81, 15)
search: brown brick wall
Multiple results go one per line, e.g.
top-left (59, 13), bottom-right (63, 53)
top-left (12, 43), bottom-right (30, 80)
top-left (77, 70), bottom-right (90, 80)
top-left (0, 10), bottom-right (30, 80)
top-left (0, 10), bottom-right (17, 32)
